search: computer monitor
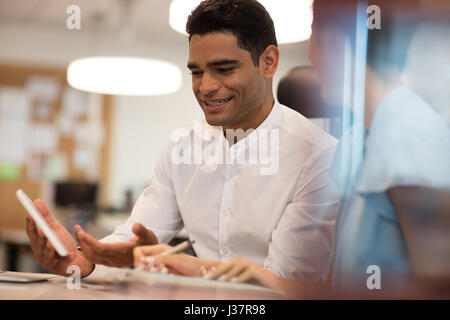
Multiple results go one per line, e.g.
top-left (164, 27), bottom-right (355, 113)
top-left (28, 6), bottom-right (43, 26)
top-left (53, 181), bottom-right (98, 209)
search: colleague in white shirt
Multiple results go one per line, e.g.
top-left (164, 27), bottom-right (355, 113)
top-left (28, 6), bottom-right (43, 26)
top-left (25, 0), bottom-right (338, 281)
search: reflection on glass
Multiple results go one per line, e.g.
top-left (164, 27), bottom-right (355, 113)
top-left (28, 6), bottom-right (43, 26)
top-left (310, 0), bottom-right (450, 297)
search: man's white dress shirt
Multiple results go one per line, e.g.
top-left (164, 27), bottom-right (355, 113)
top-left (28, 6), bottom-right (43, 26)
top-left (100, 101), bottom-right (338, 281)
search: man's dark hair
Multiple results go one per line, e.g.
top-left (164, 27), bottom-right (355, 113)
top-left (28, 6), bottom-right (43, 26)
top-left (186, 0), bottom-right (278, 66)
top-left (313, 0), bottom-right (420, 80)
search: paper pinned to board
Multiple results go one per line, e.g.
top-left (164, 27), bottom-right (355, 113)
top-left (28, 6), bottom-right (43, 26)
top-left (25, 75), bottom-right (60, 103)
top-left (62, 87), bottom-right (89, 118)
top-left (0, 86), bottom-right (30, 122)
top-left (0, 121), bottom-right (29, 165)
top-left (89, 123), bottom-right (105, 148)
top-left (56, 112), bottom-right (76, 137)
top-left (29, 124), bottom-right (59, 154)
top-left (26, 154), bottom-right (46, 181)
top-left (73, 148), bottom-right (93, 170)
top-left (35, 102), bottom-right (52, 120)
top-left (0, 87), bottom-right (31, 165)
top-left (73, 122), bottom-right (90, 144)
top-left (42, 153), bottom-right (68, 181)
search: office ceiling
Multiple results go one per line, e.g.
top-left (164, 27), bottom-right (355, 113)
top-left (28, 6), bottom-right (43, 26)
top-left (0, 0), bottom-right (186, 42)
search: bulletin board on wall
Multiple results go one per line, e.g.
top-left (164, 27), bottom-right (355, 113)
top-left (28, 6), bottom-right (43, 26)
top-left (0, 63), bottom-right (113, 232)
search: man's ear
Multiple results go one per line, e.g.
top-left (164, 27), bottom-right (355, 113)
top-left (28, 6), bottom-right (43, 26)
top-left (259, 45), bottom-right (279, 78)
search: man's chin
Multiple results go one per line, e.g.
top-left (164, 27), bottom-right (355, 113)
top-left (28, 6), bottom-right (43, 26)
top-left (204, 116), bottom-right (227, 127)
top-left (203, 111), bottom-right (233, 127)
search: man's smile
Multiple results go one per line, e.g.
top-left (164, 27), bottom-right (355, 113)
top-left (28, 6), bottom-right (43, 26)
top-left (203, 97), bottom-right (233, 112)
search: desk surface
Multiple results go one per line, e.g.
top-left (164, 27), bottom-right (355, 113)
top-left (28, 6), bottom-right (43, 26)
top-left (0, 272), bottom-right (283, 300)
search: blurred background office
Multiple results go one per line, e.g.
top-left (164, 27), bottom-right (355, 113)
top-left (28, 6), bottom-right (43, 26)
top-left (0, 0), bottom-right (449, 294)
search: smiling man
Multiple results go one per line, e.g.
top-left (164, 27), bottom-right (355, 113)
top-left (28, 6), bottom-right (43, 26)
top-left (26, 0), bottom-right (339, 283)
top-left (188, 32), bottom-right (276, 132)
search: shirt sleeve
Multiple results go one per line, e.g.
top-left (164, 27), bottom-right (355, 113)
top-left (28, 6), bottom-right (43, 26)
top-left (264, 145), bottom-right (340, 281)
top-left (100, 142), bottom-right (184, 244)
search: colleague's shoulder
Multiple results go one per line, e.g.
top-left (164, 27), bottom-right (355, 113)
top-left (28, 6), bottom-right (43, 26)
top-left (278, 103), bottom-right (338, 151)
top-left (369, 85), bottom-right (450, 151)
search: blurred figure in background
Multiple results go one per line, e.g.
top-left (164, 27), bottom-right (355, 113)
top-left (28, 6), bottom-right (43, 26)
top-left (310, 0), bottom-right (450, 296)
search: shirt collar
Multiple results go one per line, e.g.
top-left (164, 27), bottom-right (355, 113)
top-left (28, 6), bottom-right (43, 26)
top-left (255, 99), bottom-right (282, 132)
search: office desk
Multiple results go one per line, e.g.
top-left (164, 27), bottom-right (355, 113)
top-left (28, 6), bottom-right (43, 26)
top-left (0, 272), bottom-right (283, 300)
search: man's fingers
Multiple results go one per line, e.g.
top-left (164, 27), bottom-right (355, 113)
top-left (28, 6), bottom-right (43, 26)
top-left (231, 269), bottom-right (255, 284)
top-left (74, 225), bottom-right (101, 262)
top-left (135, 244), bottom-right (171, 258)
top-left (27, 212), bottom-right (45, 240)
top-left (36, 226), bottom-right (46, 239)
top-left (76, 238), bottom-right (98, 263)
top-left (26, 216), bottom-right (46, 251)
top-left (75, 225), bottom-right (129, 266)
top-left (152, 254), bottom-right (203, 277)
top-left (36, 240), bottom-right (53, 266)
top-left (26, 217), bottom-right (39, 246)
top-left (223, 262), bottom-right (248, 281)
top-left (42, 240), bottom-right (56, 265)
top-left (133, 244), bottom-right (197, 276)
top-left (75, 225), bottom-right (102, 249)
top-left (133, 244), bottom-right (172, 266)
top-left (152, 254), bottom-right (182, 268)
top-left (229, 267), bottom-right (274, 289)
top-left (208, 261), bottom-right (234, 280)
top-left (132, 223), bottom-right (158, 245)
top-left (33, 199), bottom-right (56, 227)
top-left (133, 246), bottom-right (150, 265)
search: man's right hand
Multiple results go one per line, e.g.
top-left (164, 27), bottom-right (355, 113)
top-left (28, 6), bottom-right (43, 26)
top-left (74, 222), bottom-right (158, 268)
top-left (26, 199), bottom-right (94, 278)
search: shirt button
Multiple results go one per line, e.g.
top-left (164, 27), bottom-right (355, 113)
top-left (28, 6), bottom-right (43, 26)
top-left (220, 248), bottom-right (228, 255)
top-left (221, 209), bottom-right (230, 217)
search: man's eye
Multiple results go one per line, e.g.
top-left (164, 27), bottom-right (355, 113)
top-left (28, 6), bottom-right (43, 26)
top-left (191, 71), bottom-right (202, 76)
top-left (218, 67), bottom-right (234, 73)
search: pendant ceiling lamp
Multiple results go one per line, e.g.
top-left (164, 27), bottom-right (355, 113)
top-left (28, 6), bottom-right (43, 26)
top-left (68, 57), bottom-right (182, 96)
top-left (67, 0), bottom-right (182, 96)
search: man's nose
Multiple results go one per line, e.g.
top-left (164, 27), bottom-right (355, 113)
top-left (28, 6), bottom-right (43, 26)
top-left (199, 72), bottom-right (220, 95)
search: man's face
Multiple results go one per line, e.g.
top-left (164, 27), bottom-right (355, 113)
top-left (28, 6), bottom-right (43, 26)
top-left (188, 32), bottom-right (267, 130)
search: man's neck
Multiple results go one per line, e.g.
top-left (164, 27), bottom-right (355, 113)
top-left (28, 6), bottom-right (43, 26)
top-left (223, 95), bottom-right (275, 144)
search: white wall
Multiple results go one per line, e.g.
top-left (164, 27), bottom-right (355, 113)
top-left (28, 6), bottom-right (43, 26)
top-left (0, 20), bottom-right (312, 207)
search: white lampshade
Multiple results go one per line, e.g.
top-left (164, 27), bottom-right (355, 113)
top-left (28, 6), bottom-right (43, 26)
top-left (260, 0), bottom-right (313, 44)
top-left (169, 0), bottom-right (313, 44)
top-left (67, 57), bottom-right (182, 96)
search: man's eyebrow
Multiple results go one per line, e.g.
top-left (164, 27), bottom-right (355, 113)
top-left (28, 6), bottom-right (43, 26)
top-left (187, 59), bottom-right (241, 70)
top-left (187, 63), bottom-right (199, 70)
top-left (207, 59), bottom-right (240, 67)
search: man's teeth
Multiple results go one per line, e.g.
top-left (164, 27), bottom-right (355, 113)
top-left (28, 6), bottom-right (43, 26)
top-left (206, 98), bottom-right (232, 106)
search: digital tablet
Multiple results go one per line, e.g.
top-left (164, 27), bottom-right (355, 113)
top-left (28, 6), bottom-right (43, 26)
top-left (0, 271), bottom-right (56, 283)
top-left (16, 189), bottom-right (69, 257)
